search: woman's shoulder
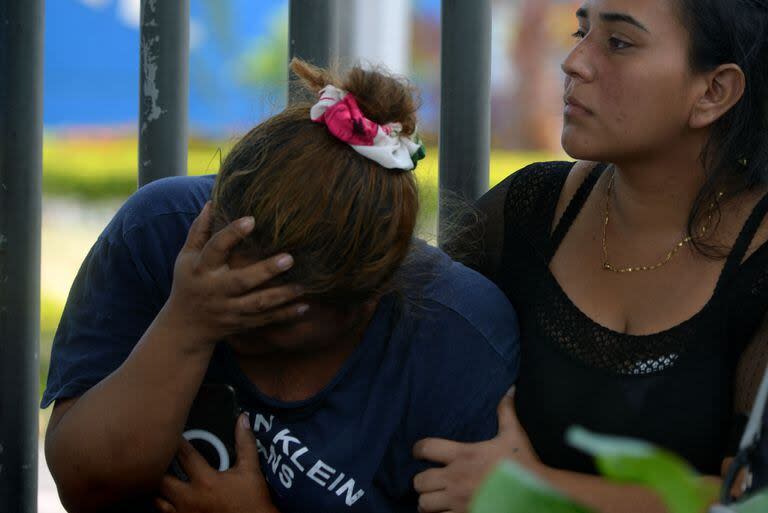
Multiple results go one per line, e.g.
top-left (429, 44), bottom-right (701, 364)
top-left (399, 242), bottom-right (520, 364)
top-left (102, 174), bottom-right (215, 244)
top-left (499, 159), bottom-right (606, 227)
top-left (468, 160), bottom-right (576, 255)
top-left (501, 160), bottom-right (575, 189)
top-left (487, 160), bottom-right (576, 221)
top-left (389, 246), bottom-right (519, 444)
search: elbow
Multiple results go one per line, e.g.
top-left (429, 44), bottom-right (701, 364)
top-left (47, 454), bottom-right (121, 513)
top-left (58, 488), bottom-right (155, 513)
top-left (53, 474), bottom-right (116, 513)
top-left (52, 466), bottom-right (159, 513)
top-left (46, 434), bottom-right (162, 513)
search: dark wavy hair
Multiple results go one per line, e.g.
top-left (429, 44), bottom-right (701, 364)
top-left (675, 0), bottom-right (768, 256)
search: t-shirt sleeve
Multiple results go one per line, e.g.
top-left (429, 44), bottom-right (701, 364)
top-left (403, 295), bottom-right (521, 476)
top-left (414, 316), bottom-right (519, 441)
top-left (41, 189), bottom-right (196, 408)
top-left (442, 162), bottom-right (574, 283)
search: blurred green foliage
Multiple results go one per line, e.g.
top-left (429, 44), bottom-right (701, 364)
top-left (236, 8), bottom-right (289, 88)
top-left (42, 136), bottom-right (559, 200)
top-left (42, 136), bottom-right (235, 199)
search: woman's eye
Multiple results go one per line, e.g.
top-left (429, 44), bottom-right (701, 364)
top-left (609, 37), bottom-right (633, 50)
top-left (571, 29), bottom-right (587, 39)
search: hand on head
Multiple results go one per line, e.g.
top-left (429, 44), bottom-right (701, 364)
top-left (164, 201), bottom-right (308, 352)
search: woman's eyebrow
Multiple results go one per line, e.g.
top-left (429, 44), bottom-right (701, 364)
top-left (576, 7), bottom-right (651, 33)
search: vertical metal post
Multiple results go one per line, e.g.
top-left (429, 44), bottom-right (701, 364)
top-left (332, 0), bottom-right (358, 70)
top-left (438, 0), bottom-right (491, 244)
top-left (0, 0), bottom-right (44, 511)
top-left (138, 0), bottom-right (189, 187)
top-left (288, 0), bottom-right (334, 103)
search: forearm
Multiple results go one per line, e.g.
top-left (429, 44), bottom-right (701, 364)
top-left (47, 303), bottom-right (215, 509)
top-left (539, 465), bottom-right (720, 513)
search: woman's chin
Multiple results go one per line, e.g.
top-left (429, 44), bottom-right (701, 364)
top-left (225, 337), bottom-right (275, 357)
top-left (227, 328), bottom-right (322, 358)
top-left (561, 132), bottom-right (603, 162)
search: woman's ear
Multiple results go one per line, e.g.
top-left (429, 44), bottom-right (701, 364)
top-left (689, 63), bottom-right (746, 129)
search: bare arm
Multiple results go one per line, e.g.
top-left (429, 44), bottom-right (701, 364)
top-left (414, 394), bottom-right (721, 513)
top-left (45, 205), bottom-right (304, 513)
top-left (45, 306), bottom-right (216, 512)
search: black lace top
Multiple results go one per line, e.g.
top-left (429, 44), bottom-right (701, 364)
top-left (455, 161), bottom-right (768, 475)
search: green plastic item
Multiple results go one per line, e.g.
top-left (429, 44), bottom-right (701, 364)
top-left (470, 460), bottom-right (595, 513)
top-left (567, 427), bottom-right (719, 513)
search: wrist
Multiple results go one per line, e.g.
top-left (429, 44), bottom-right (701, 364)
top-left (157, 299), bottom-right (219, 355)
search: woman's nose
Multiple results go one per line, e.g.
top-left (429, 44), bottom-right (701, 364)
top-left (561, 42), bottom-right (595, 83)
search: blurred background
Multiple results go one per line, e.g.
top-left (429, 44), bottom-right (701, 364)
top-left (39, 0), bottom-right (578, 508)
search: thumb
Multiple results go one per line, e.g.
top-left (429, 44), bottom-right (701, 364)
top-left (497, 387), bottom-right (519, 435)
top-left (233, 412), bottom-right (261, 473)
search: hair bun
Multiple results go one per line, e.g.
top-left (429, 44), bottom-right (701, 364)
top-left (290, 58), bottom-right (419, 136)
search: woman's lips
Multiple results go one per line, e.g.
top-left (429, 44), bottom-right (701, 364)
top-left (564, 97), bottom-right (593, 117)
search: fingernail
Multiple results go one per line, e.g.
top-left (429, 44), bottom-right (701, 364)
top-left (240, 412), bottom-right (250, 429)
top-left (277, 254), bottom-right (294, 270)
top-left (238, 217), bottom-right (255, 231)
top-left (506, 385), bottom-right (516, 397)
top-left (297, 304), bottom-right (309, 315)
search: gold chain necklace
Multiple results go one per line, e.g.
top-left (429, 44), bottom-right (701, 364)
top-left (601, 171), bottom-right (722, 273)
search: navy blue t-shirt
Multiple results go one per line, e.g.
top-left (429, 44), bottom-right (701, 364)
top-left (42, 175), bottom-right (521, 513)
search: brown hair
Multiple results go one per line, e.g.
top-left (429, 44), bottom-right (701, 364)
top-left (211, 58), bottom-right (420, 305)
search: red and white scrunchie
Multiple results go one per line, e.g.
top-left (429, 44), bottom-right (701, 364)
top-left (310, 85), bottom-right (426, 171)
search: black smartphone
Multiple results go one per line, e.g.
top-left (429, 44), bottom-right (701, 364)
top-left (168, 383), bottom-right (241, 481)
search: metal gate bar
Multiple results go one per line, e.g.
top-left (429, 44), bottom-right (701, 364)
top-left (0, 1), bottom-right (44, 511)
top-left (138, 0), bottom-right (190, 187)
top-left (438, 0), bottom-right (492, 242)
top-left (288, 0), bottom-right (335, 103)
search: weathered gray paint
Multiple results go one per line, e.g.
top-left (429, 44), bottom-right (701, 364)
top-left (0, 0), bottom-right (43, 511)
top-left (438, 0), bottom-right (492, 244)
top-left (138, 0), bottom-right (190, 187)
top-left (288, 0), bottom-right (334, 103)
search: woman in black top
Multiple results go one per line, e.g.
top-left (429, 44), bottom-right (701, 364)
top-left (413, 1), bottom-right (768, 512)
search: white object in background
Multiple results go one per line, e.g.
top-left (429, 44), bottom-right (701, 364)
top-left (334, 0), bottom-right (412, 75)
top-left (39, 441), bottom-right (66, 513)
